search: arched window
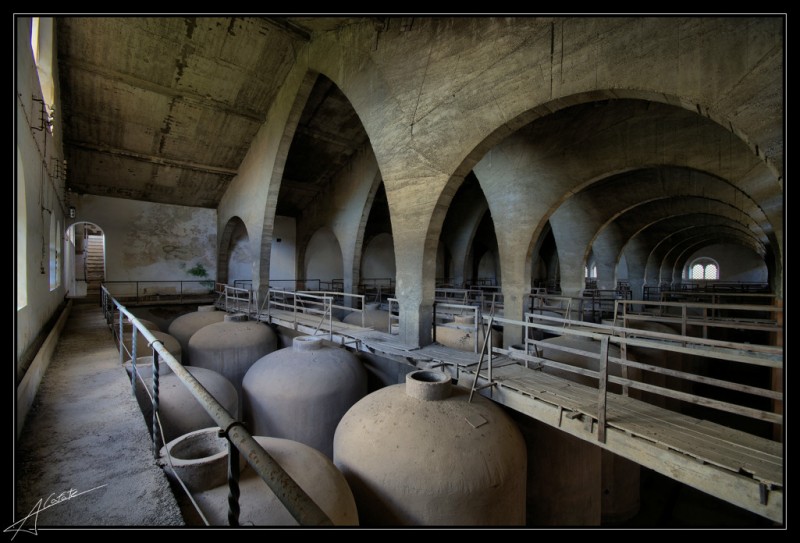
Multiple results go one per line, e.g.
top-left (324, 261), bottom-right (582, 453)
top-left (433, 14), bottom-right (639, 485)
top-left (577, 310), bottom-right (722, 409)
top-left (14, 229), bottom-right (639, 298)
top-left (703, 263), bottom-right (719, 280)
top-left (687, 258), bottom-right (720, 281)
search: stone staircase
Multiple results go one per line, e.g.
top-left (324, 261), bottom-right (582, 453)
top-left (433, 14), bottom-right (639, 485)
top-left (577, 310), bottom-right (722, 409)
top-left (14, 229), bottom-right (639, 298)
top-left (85, 234), bottom-right (104, 300)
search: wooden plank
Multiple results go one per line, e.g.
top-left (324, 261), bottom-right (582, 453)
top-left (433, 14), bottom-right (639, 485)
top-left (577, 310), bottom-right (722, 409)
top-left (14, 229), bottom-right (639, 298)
top-left (484, 365), bottom-right (601, 412)
top-left (604, 400), bottom-right (782, 483)
top-left (607, 376), bottom-right (782, 424)
top-left (600, 391), bottom-right (782, 465)
top-left (470, 379), bottom-right (782, 522)
top-left (611, 395), bottom-right (783, 459)
top-left (481, 363), bottom-right (782, 483)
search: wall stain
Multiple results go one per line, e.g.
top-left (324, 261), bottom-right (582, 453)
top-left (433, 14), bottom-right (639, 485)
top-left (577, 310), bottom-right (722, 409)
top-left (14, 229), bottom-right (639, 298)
top-left (185, 17), bottom-right (197, 40)
top-left (122, 205), bottom-right (216, 277)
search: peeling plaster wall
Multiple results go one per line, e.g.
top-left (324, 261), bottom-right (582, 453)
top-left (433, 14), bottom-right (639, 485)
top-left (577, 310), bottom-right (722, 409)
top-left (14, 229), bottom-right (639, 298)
top-left (685, 244), bottom-right (768, 283)
top-left (73, 194), bottom-right (217, 287)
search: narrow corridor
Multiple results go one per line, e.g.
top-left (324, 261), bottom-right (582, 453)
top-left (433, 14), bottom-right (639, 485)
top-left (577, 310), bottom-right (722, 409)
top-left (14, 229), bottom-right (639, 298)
top-left (14, 301), bottom-right (182, 528)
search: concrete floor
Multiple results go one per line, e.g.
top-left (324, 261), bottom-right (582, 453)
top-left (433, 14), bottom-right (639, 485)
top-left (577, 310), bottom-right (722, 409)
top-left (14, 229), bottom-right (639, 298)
top-left (14, 301), bottom-right (184, 528)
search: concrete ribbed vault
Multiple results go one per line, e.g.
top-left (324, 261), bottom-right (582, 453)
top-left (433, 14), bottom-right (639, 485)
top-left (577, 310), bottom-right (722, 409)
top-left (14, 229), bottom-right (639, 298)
top-left (588, 197), bottom-right (768, 295)
top-left (203, 17), bottom-right (784, 347)
top-left (462, 98), bottom-right (781, 334)
top-left (590, 197), bottom-right (764, 296)
top-left (621, 216), bottom-right (763, 296)
top-left (549, 167), bottom-right (770, 294)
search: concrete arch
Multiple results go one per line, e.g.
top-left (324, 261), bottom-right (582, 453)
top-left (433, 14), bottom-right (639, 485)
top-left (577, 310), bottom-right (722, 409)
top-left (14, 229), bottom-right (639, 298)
top-left (551, 168), bottom-right (770, 295)
top-left (64, 221), bottom-right (105, 299)
top-left (622, 216), bottom-right (763, 296)
top-left (218, 70), bottom-right (319, 299)
top-left (221, 18), bottom-right (783, 347)
top-left (258, 71), bottom-right (384, 298)
top-left (464, 98), bottom-right (780, 325)
top-left (348, 173), bottom-right (387, 295)
top-left (661, 235), bottom-right (761, 286)
top-left (627, 227), bottom-right (761, 298)
top-left (217, 216), bottom-right (248, 287)
top-left (591, 196), bottom-right (767, 294)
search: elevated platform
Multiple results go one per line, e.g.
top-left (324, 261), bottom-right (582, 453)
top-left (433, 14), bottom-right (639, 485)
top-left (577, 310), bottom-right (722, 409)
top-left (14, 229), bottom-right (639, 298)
top-left (260, 306), bottom-right (783, 524)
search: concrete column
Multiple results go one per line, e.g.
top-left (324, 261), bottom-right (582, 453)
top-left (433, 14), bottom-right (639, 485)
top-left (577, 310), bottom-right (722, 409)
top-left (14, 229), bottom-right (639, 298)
top-left (393, 233), bottom-right (434, 347)
top-left (622, 241), bottom-right (649, 300)
top-left (385, 181), bottom-right (444, 348)
top-left (500, 281), bottom-right (529, 347)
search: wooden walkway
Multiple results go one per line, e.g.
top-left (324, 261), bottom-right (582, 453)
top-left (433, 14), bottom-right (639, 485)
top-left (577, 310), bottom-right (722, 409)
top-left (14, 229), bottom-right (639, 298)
top-left (256, 307), bottom-right (783, 523)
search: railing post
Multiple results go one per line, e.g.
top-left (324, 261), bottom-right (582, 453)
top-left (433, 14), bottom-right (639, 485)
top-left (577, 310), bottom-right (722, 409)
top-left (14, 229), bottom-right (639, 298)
top-left (293, 293), bottom-right (298, 331)
top-left (620, 330), bottom-right (629, 397)
top-left (131, 328), bottom-right (139, 366)
top-left (597, 336), bottom-right (609, 443)
top-left (328, 297), bottom-right (333, 342)
top-left (130, 327), bottom-right (138, 395)
top-left (118, 310), bottom-right (124, 367)
top-left (473, 307), bottom-right (479, 353)
top-left (487, 322), bottom-right (493, 383)
top-left (152, 347), bottom-right (161, 459)
top-left (432, 302), bottom-right (437, 343)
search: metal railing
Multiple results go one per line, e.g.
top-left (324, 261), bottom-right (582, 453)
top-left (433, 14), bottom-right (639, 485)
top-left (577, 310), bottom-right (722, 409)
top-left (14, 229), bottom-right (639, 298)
top-left (216, 284), bottom-right (253, 315)
top-left (100, 286), bottom-right (332, 526)
top-left (433, 302), bottom-right (482, 352)
top-left (467, 308), bottom-right (782, 445)
top-left (269, 279), bottom-right (322, 292)
top-left (526, 293), bottom-right (589, 321)
top-left (258, 289), bottom-right (342, 340)
top-left (103, 280), bottom-right (217, 303)
top-left (613, 299), bottom-right (782, 340)
top-left (357, 278), bottom-right (395, 305)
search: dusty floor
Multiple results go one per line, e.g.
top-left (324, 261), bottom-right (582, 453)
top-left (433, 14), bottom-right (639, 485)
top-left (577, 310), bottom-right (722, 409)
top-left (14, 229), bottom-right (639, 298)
top-left (14, 301), bottom-right (184, 528)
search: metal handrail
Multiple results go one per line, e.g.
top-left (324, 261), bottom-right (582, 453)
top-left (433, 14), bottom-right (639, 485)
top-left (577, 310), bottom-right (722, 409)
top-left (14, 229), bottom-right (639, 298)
top-left (101, 286), bottom-right (333, 526)
top-left (102, 280), bottom-right (217, 303)
top-left (433, 302), bottom-right (482, 352)
top-left (490, 311), bottom-right (784, 445)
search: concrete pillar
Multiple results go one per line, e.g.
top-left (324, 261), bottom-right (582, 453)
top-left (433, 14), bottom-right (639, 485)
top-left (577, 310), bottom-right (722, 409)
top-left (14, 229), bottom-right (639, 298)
top-left (397, 298), bottom-right (433, 348)
top-left (387, 183), bottom-right (441, 348)
top-left (623, 240), bottom-right (649, 300)
top-left (500, 282), bottom-right (528, 347)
